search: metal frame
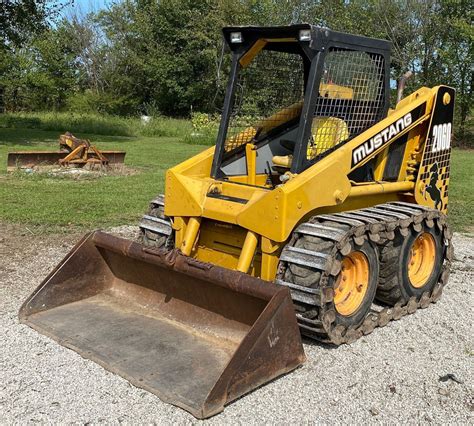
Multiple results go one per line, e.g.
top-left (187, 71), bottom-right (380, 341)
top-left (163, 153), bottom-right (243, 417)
top-left (211, 55), bottom-right (242, 179)
top-left (211, 25), bottom-right (391, 179)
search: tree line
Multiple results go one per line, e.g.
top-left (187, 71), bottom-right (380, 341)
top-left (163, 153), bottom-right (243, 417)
top-left (0, 0), bottom-right (472, 142)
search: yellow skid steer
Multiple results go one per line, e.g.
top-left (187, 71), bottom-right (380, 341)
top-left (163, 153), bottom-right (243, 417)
top-left (20, 25), bottom-right (455, 418)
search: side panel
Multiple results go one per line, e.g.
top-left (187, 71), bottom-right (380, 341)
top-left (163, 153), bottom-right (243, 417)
top-left (415, 86), bottom-right (455, 213)
top-left (237, 88), bottom-right (434, 243)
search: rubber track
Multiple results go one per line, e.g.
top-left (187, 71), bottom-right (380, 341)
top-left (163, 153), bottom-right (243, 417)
top-left (138, 194), bottom-right (173, 249)
top-left (276, 202), bottom-right (453, 345)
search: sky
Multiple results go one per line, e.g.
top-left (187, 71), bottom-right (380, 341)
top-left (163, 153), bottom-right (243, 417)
top-left (66, 0), bottom-right (109, 16)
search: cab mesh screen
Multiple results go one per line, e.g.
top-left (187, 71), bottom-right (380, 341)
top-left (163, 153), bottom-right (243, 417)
top-left (307, 48), bottom-right (385, 161)
top-left (224, 49), bottom-right (305, 154)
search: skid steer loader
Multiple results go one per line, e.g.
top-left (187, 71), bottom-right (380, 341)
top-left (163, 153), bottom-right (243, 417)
top-left (20, 25), bottom-right (455, 418)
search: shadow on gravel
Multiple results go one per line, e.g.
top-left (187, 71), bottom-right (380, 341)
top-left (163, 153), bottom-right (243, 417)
top-left (302, 337), bottom-right (340, 350)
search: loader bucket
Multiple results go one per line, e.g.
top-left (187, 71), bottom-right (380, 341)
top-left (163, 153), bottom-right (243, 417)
top-left (7, 151), bottom-right (64, 169)
top-left (19, 231), bottom-right (305, 418)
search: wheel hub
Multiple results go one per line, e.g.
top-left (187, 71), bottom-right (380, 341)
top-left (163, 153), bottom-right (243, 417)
top-left (408, 232), bottom-right (436, 288)
top-left (334, 251), bottom-right (369, 316)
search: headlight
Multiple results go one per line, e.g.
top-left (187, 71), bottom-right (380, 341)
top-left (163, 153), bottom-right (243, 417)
top-left (230, 32), bottom-right (243, 43)
top-left (299, 29), bottom-right (311, 42)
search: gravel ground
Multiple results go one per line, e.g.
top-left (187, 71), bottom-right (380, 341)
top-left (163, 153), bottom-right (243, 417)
top-left (1, 224), bottom-right (472, 424)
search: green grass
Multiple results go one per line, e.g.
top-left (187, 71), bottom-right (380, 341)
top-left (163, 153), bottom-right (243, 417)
top-left (0, 127), bottom-right (472, 233)
top-left (448, 149), bottom-right (473, 232)
top-left (0, 127), bottom-right (205, 232)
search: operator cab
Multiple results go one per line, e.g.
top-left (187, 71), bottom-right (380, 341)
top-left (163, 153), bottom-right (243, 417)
top-left (210, 25), bottom-right (391, 186)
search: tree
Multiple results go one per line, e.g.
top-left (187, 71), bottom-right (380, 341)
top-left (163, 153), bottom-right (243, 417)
top-left (437, 0), bottom-right (473, 143)
top-left (0, 0), bottom-right (73, 51)
top-left (0, 0), bottom-right (470, 143)
top-left (301, 0), bottom-right (472, 144)
top-left (0, 0), bottom-right (71, 112)
top-left (1, 22), bottom-right (78, 111)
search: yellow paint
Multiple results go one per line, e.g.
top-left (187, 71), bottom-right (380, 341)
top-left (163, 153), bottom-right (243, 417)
top-left (273, 116), bottom-right (349, 168)
top-left (245, 143), bottom-right (257, 185)
top-left (373, 146), bottom-right (389, 181)
top-left (239, 39), bottom-right (267, 68)
top-left (162, 85), bottom-right (451, 283)
top-left (228, 174), bottom-right (269, 186)
top-left (193, 220), bottom-right (262, 274)
top-left (239, 38), bottom-right (298, 68)
top-left (167, 86), bottom-right (438, 243)
top-left (258, 101), bottom-right (303, 133)
top-left (260, 253), bottom-right (280, 281)
top-left (334, 251), bottom-right (370, 316)
top-left (226, 127), bottom-right (257, 151)
top-left (308, 116), bottom-right (349, 159)
top-left (61, 145), bottom-right (85, 163)
top-left (180, 217), bottom-right (201, 256)
top-left (173, 216), bottom-right (185, 248)
top-left (164, 146), bottom-right (214, 217)
top-left (319, 83), bottom-right (354, 100)
top-left (237, 157), bottom-right (352, 242)
top-left (443, 92), bottom-right (451, 105)
top-left (236, 231), bottom-right (259, 273)
top-left (260, 236), bottom-right (281, 281)
top-left (348, 181), bottom-right (414, 197)
top-left (408, 232), bottom-right (436, 288)
top-left (402, 127), bottom-right (423, 181)
top-left (313, 192), bottom-right (403, 214)
top-left (225, 101), bottom-right (304, 153)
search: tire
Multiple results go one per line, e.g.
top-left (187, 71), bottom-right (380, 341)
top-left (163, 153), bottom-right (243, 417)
top-left (330, 239), bottom-right (379, 329)
top-left (281, 221), bottom-right (379, 330)
top-left (139, 194), bottom-right (174, 249)
top-left (376, 224), bottom-right (444, 305)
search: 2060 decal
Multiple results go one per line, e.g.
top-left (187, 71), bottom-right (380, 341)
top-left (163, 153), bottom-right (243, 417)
top-left (431, 123), bottom-right (451, 153)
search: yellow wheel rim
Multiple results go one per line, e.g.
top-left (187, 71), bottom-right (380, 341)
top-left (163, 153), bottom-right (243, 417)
top-left (334, 251), bottom-right (370, 316)
top-left (408, 232), bottom-right (436, 288)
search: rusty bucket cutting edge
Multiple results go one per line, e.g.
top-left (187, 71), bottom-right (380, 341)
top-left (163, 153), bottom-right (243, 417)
top-left (19, 231), bottom-right (305, 419)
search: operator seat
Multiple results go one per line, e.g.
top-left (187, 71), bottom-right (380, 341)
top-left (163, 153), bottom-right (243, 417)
top-left (272, 116), bottom-right (349, 168)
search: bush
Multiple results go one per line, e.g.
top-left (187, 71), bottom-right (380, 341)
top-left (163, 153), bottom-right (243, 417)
top-left (0, 115), bottom-right (42, 129)
top-left (0, 112), bottom-right (133, 136)
top-left (0, 111), bottom-right (192, 138)
top-left (182, 112), bottom-right (219, 145)
top-left (453, 115), bottom-right (473, 149)
top-left (140, 116), bottom-right (192, 138)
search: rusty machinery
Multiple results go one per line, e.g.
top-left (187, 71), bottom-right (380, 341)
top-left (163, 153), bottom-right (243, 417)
top-left (7, 132), bottom-right (125, 171)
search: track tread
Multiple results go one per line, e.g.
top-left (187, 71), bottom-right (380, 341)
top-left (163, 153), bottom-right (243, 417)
top-left (139, 194), bottom-right (173, 249)
top-left (277, 202), bottom-right (452, 345)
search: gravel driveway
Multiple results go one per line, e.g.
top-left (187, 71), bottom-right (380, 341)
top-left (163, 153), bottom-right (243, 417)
top-left (1, 224), bottom-right (472, 423)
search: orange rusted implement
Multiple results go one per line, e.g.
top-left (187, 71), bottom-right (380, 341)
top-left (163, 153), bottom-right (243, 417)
top-left (7, 132), bottom-right (125, 171)
top-left (19, 231), bottom-right (305, 418)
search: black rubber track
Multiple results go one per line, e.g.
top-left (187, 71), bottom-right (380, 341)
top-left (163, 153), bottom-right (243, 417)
top-left (139, 194), bottom-right (174, 249)
top-left (138, 198), bottom-right (453, 346)
top-left (377, 224), bottom-right (445, 305)
top-left (276, 202), bottom-right (453, 345)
